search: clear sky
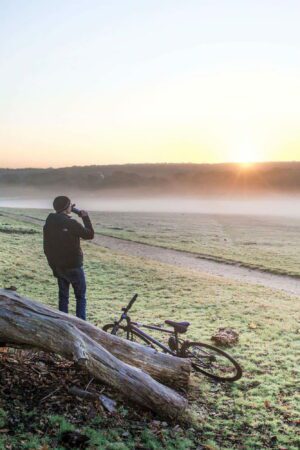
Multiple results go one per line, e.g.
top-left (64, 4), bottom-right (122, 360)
top-left (1, 0), bottom-right (300, 168)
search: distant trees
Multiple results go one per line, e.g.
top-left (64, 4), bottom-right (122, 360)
top-left (0, 162), bottom-right (300, 194)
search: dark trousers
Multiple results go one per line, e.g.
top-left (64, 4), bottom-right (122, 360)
top-left (56, 267), bottom-right (87, 320)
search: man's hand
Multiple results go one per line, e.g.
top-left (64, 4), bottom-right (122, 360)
top-left (80, 210), bottom-right (89, 217)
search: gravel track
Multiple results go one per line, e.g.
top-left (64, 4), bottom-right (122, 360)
top-left (94, 234), bottom-right (300, 297)
top-left (3, 211), bottom-right (300, 297)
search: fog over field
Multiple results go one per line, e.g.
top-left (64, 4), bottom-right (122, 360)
top-left (0, 191), bottom-right (300, 218)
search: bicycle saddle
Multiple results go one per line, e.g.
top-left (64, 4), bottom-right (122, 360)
top-left (165, 320), bottom-right (190, 333)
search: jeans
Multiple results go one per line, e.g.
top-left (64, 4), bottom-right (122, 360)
top-left (56, 267), bottom-right (87, 320)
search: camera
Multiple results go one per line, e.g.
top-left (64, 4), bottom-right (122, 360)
top-left (71, 204), bottom-right (82, 216)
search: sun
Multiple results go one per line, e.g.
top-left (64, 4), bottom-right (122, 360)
top-left (230, 142), bottom-right (261, 167)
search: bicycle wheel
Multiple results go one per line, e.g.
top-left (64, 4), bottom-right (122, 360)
top-left (181, 342), bottom-right (242, 382)
top-left (102, 324), bottom-right (156, 348)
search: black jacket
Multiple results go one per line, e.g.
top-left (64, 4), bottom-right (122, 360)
top-left (43, 213), bottom-right (94, 271)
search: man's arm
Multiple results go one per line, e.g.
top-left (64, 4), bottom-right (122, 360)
top-left (70, 211), bottom-right (94, 240)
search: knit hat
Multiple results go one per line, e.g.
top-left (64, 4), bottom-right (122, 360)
top-left (53, 196), bottom-right (71, 213)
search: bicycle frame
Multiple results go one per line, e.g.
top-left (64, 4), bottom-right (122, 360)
top-left (115, 315), bottom-right (185, 357)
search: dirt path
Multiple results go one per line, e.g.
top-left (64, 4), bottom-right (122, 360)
top-left (95, 235), bottom-right (300, 297)
top-left (3, 211), bottom-right (300, 297)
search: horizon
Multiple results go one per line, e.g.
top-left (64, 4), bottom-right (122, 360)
top-left (1, 160), bottom-right (300, 172)
top-left (1, 1), bottom-right (300, 168)
top-left (1, 161), bottom-right (300, 207)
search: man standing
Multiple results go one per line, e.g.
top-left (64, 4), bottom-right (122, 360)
top-left (43, 196), bottom-right (94, 320)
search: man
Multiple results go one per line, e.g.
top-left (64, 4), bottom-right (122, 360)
top-left (43, 196), bottom-right (94, 320)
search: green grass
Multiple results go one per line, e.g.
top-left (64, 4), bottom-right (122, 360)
top-left (90, 210), bottom-right (300, 277)
top-left (0, 408), bottom-right (7, 428)
top-left (2, 207), bottom-right (300, 276)
top-left (0, 413), bottom-right (193, 450)
top-left (0, 211), bottom-right (299, 449)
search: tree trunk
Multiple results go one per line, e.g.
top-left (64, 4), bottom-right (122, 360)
top-left (0, 289), bottom-right (190, 419)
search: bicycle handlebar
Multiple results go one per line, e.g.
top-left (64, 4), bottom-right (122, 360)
top-left (123, 293), bottom-right (138, 314)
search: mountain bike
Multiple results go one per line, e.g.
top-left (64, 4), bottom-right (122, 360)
top-left (103, 294), bottom-right (242, 382)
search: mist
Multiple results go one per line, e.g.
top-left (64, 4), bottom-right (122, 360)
top-left (0, 188), bottom-right (300, 218)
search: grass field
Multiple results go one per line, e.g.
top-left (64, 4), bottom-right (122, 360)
top-left (2, 208), bottom-right (300, 277)
top-left (0, 211), bottom-right (299, 449)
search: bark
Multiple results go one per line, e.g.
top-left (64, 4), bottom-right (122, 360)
top-left (0, 289), bottom-right (190, 388)
top-left (0, 289), bottom-right (190, 419)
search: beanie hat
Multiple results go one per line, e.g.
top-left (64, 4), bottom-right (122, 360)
top-left (53, 196), bottom-right (71, 213)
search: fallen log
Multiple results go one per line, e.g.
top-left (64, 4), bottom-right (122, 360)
top-left (0, 289), bottom-right (190, 419)
top-left (0, 289), bottom-right (190, 389)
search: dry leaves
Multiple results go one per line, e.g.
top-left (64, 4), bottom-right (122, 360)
top-left (211, 327), bottom-right (239, 347)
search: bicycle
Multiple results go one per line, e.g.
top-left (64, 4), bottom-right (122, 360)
top-left (103, 294), bottom-right (242, 382)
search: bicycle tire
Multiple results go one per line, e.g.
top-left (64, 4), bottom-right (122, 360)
top-left (102, 324), bottom-right (156, 348)
top-left (181, 341), bottom-right (242, 382)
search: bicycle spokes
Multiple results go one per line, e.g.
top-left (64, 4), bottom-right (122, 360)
top-left (183, 342), bottom-right (242, 381)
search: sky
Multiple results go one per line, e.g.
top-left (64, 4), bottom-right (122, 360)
top-left (1, 0), bottom-right (300, 168)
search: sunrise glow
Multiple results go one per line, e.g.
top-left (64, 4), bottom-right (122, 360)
top-left (230, 142), bottom-right (262, 165)
top-left (1, 1), bottom-right (299, 168)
